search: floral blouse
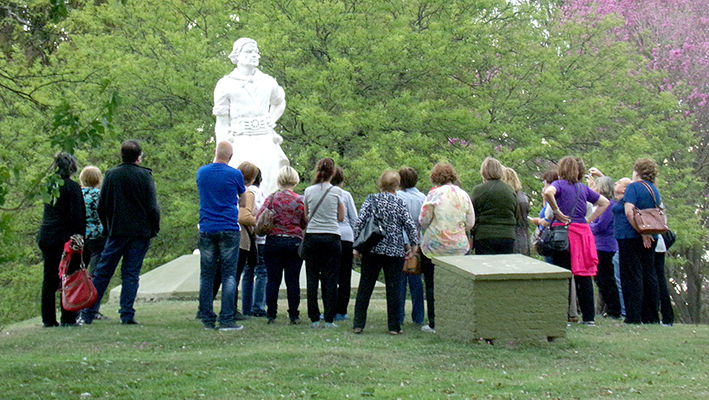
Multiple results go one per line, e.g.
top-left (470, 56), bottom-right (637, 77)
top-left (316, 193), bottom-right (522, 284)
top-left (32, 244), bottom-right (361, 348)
top-left (82, 187), bottom-right (103, 240)
top-left (419, 184), bottom-right (475, 257)
top-left (354, 192), bottom-right (418, 258)
top-left (257, 189), bottom-right (307, 240)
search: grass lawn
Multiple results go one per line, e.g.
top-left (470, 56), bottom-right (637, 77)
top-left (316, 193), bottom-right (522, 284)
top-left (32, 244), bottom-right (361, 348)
top-left (1, 299), bottom-right (707, 399)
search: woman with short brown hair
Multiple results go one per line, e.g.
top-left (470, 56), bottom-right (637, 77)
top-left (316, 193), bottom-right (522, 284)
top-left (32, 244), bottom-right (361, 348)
top-left (353, 170), bottom-right (420, 335)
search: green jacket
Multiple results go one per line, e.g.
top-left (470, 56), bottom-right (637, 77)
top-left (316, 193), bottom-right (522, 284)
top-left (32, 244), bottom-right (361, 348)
top-left (470, 179), bottom-right (517, 240)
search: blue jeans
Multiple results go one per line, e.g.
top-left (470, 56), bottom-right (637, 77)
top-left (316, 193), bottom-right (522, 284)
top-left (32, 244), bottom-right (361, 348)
top-left (81, 236), bottom-right (151, 323)
top-left (398, 272), bottom-right (424, 324)
top-left (264, 236), bottom-right (302, 320)
top-left (198, 231), bottom-right (239, 325)
top-left (242, 243), bottom-right (267, 314)
top-left (612, 252), bottom-right (626, 316)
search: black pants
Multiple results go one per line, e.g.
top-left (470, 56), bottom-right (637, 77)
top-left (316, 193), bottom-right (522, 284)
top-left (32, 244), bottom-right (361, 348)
top-left (304, 234), bottom-right (341, 323)
top-left (83, 236), bottom-right (106, 277)
top-left (264, 235), bottom-right (302, 321)
top-left (618, 237), bottom-right (659, 324)
top-left (474, 238), bottom-right (515, 255)
top-left (654, 252), bottom-right (674, 325)
top-left (40, 244), bottom-right (79, 326)
top-left (335, 241), bottom-right (353, 315)
top-left (353, 252), bottom-right (402, 332)
top-left (421, 254), bottom-right (435, 329)
top-left (552, 251), bottom-right (595, 322)
top-left (595, 250), bottom-right (622, 318)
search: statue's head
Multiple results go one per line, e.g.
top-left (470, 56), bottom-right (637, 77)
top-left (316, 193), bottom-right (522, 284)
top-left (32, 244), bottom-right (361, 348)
top-left (228, 38), bottom-right (259, 66)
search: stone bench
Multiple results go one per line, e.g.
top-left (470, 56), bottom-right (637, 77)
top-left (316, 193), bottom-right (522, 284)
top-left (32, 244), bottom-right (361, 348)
top-left (432, 254), bottom-right (572, 344)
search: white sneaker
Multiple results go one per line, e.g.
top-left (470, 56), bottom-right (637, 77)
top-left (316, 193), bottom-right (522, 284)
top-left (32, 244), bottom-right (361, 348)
top-left (421, 324), bottom-right (436, 333)
top-left (324, 322), bottom-right (338, 329)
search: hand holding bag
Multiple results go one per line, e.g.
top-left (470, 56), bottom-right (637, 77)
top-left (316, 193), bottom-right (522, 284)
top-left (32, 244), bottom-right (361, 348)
top-left (58, 235), bottom-right (97, 312)
top-left (255, 194), bottom-right (275, 236)
top-left (298, 186), bottom-right (333, 259)
top-left (536, 184), bottom-right (580, 257)
top-left (402, 254), bottom-right (421, 275)
top-left (630, 181), bottom-right (669, 235)
top-left (353, 195), bottom-right (386, 253)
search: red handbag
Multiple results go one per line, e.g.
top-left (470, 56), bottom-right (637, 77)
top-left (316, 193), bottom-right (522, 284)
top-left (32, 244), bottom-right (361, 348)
top-left (58, 236), bottom-right (98, 312)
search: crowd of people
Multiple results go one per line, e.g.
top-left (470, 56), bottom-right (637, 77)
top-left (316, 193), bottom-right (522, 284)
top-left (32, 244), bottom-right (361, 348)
top-left (38, 140), bottom-right (674, 332)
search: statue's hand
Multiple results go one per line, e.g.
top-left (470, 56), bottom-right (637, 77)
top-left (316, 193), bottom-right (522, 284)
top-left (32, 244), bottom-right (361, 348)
top-left (273, 133), bottom-right (283, 145)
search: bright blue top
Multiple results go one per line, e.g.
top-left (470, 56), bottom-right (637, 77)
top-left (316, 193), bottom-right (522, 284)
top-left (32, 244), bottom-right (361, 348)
top-left (197, 163), bottom-right (245, 233)
top-left (613, 180), bottom-right (661, 240)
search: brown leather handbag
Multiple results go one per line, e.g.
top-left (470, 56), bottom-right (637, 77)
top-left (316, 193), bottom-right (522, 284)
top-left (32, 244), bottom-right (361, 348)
top-left (630, 181), bottom-right (668, 235)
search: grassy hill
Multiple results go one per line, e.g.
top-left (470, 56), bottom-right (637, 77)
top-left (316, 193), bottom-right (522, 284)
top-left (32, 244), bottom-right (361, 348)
top-left (1, 300), bottom-right (707, 399)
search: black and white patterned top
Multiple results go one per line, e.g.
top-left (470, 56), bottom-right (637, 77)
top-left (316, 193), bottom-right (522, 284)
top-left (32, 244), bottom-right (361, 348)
top-left (355, 192), bottom-right (419, 257)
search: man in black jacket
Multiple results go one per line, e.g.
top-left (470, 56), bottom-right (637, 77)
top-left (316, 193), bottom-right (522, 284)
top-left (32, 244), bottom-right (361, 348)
top-left (80, 140), bottom-right (160, 325)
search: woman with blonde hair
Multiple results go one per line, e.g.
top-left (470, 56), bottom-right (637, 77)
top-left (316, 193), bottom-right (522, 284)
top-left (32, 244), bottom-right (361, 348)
top-left (543, 156), bottom-right (609, 325)
top-left (353, 170), bottom-right (419, 335)
top-left (418, 162), bottom-right (475, 333)
top-left (79, 166), bottom-right (104, 276)
top-left (502, 167), bottom-right (530, 256)
top-left (471, 157), bottom-right (517, 254)
top-left (257, 166), bottom-right (308, 324)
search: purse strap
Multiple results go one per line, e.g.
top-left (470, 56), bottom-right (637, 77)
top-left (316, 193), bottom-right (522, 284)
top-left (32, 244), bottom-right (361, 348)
top-left (306, 185), bottom-right (334, 226)
top-left (639, 181), bottom-right (661, 208)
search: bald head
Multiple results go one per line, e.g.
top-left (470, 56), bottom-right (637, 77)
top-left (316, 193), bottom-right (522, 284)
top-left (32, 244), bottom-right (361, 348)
top-left (614, 177), bottom-right (632, 200)
top-left (214, 141), bottom-right (233, 164)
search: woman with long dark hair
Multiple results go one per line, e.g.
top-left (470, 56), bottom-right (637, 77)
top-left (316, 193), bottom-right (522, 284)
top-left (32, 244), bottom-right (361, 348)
top-left (302, 158), bottom-right (345, 328)
top-left (38, 152), bottom-right (86, 327)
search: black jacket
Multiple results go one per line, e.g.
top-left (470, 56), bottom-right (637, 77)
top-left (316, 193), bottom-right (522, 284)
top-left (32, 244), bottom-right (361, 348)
top-left (98, 163), bottom-right (160, 238)
top-left (37, 178), bottom-right (86, 250)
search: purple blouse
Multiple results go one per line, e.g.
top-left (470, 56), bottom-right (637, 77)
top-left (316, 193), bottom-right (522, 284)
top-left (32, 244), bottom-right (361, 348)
top-left (550, 180), bottom-right (600, 224)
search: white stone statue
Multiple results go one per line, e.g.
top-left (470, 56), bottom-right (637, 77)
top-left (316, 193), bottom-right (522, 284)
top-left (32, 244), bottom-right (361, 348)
top-left (213, 38), bottom-right (289, 195)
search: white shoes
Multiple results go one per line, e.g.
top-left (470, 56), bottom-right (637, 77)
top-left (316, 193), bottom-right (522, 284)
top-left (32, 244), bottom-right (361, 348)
top-left (421, 324), bottom-right (436, 333)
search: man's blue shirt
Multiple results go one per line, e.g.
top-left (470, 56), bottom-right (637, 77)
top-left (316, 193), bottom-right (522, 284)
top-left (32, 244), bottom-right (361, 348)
top-left (197, 163), bottom-right (245, 233)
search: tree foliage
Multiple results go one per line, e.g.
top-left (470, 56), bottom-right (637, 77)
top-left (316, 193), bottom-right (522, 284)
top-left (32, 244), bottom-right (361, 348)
top-left (0, 0), bottom-right (704, 325)
top-left (562, 0), bottom-right (709, 324)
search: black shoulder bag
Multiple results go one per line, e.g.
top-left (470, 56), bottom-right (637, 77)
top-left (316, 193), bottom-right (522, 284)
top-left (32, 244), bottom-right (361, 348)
top-left (353, 194), bottom-right (386, 253)
top-left (537, 184), bottom-right (580, 257)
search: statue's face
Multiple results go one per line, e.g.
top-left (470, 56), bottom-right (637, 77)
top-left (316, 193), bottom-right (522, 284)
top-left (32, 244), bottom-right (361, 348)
top-left (237, 43), bottom-right (260, 67)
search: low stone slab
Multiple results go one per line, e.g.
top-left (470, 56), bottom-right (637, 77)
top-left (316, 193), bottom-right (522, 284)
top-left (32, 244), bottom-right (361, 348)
top-left (432, 254), bottom-right (572, 343)
top-left (108, 253), bottom-right (382, 303)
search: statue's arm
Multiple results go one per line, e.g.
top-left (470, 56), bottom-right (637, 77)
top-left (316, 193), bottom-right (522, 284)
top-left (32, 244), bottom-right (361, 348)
top-left (215, 115), bottom-right (231, 143)
top-left (213, 78), bottom-right (232, 142)
top-left (269, 99), bottom-right (286, 126)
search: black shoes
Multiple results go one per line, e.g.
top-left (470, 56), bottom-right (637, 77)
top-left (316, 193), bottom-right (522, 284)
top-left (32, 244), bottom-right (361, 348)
top-left (121, 319), bottom-right (140, 325)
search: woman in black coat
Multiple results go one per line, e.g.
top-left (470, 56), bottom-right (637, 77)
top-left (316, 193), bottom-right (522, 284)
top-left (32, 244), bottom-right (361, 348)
top-left (38, 152), bottom-right (86, 327)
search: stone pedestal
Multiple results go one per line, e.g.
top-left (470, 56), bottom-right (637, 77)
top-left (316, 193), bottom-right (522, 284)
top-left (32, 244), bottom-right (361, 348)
top-left (432, 254), bottom-right (572, 343)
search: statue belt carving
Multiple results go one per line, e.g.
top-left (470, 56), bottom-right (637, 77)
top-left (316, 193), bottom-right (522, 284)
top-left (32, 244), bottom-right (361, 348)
top-left (230, 117), bottom-right (272, 135)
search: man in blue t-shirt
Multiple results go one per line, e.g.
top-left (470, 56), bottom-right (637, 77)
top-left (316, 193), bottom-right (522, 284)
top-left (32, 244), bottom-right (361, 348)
top-left (197, 141), bottom-right (246, 331)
